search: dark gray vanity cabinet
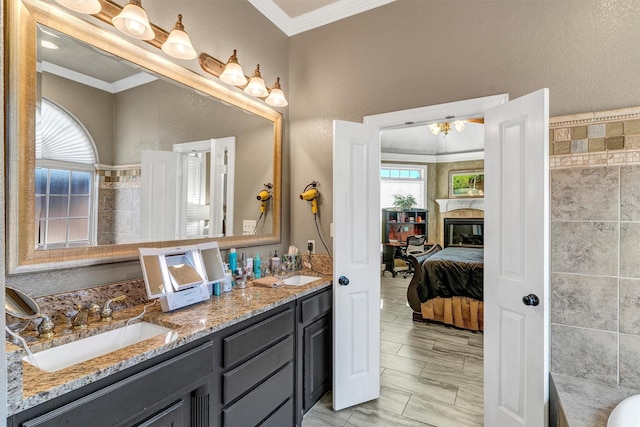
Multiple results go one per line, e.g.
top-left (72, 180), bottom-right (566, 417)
top-left (8, 339), bottom-right (215, 427)
top-left (211, 302), bottom-right (297, 427)
top-left (295, 287), bottom-right (333, 424)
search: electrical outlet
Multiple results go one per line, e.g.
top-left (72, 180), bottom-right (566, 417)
top-left (242, 220), bottom-right (256, 235)
top-left (307, 240), bottom-right (315, 254)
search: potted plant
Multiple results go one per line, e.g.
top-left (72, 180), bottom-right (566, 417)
top-left (392, 194), bottom-right (417, 222)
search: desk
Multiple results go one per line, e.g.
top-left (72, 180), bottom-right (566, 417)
top-left (382, 242), bottom-right (435, 277)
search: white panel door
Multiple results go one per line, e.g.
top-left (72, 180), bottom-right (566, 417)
top-left (484, 89), bottom-right (549, 427)
top-left (210, 137), bottom-right (236, 237)
top-left (332, 120), bottom-right (381, 410)
top-left (140, 150), bottom-right (182, 241)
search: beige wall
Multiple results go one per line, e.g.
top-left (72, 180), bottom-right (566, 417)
top-left (287, 0), bottom-right (640, 252)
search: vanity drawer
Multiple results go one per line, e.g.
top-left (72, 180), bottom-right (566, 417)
top-left (223, 362), bottom-right (294, 426)
top-left (300, 287), bottom-right (332, 324)
top-left (222, 335), bottom-right (294, 405)
top-left (223, 307), bottom-right (293, 368)
top-left (260, 398), bottom-right (294, 427)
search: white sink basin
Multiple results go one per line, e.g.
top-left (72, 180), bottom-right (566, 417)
top-left (282, 275), bottom-right (320, 286)
top-left (24, 322), bottom-right (173, 372)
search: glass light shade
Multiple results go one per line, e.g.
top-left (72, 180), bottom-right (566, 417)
top-left (54, 0), bottom-right (101, 14)
top-left (219, 50), bottom-right (248, 86)
top-left (161, 15), bottom-right (197, 60)
top-left (453, 120), bottom-right (466, 132)
top-left (428, 123), bottom-right (440, 135)
top-left (112, 1), bottom-right (155, 40)
top-left (244, 65), bottom-right (269, 98)
top-left (265, 77), bottom-right (288, 107)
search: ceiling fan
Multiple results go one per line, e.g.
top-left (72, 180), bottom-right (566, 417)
top-left (428, 116), bottom-right (484, 135)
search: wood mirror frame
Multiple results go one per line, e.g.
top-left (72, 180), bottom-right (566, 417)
top-left (6, 0), bottom-right (282, 274)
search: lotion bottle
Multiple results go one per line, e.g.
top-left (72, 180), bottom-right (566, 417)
top-left (254, 253), bottom-right (262, 278)
top-left (271, 250), bottom-right (281, 272)
top-left (229, 248), bottom-right (237, 273)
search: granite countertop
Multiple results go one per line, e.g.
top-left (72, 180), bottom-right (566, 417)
top-left (552, 373), bottom-right (640, 426)
top-left (6, 274), bottom-right (332, 416)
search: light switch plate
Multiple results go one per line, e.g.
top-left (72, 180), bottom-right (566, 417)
top-left (243, 220), bottom-right (256, 235)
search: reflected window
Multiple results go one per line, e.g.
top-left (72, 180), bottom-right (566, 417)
top-left (35, 99), bottom-right (97, 248)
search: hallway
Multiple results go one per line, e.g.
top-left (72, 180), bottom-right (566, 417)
top-left (303, 273), bottom-right (484, 427)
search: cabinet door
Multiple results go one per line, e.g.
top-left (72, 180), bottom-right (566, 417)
top-left (134, 399), bottom-right (187, 427)
top-left (303, 315), bottom-right (332, 412)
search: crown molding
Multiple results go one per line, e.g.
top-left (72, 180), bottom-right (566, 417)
top-left (381, 151), bottom-right (484, 164)
top-left (550, 106), bottom-right (640, 128)
top-left (249, 0), bottom-right (396, 36)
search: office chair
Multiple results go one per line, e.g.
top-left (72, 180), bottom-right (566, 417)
top-left (399, 235), bottom-right (427, 278)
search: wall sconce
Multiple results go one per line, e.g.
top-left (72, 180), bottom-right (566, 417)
top-left (54, 0), bottom-right (102, 14)
top-left (244, 65), bottom-right (269, 98)
top-left (161, 14), bottom-right (196, 60)
top-left (266, 77), bottom-right (288, 107)
top-left (112, 0), bottom-right (155, 40)
top-left (219, 50), bottom-right (248, 86)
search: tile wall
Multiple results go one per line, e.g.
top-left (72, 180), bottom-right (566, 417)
top-left (550, 110), bottom-right (640, 389)
top-left (96, 167), bottom-right (141, 245)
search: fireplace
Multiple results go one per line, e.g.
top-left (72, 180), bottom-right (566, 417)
top-left (444, 218), bottom-right (484, 247)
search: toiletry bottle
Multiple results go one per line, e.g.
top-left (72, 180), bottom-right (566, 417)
top-left (246, 257), bottom-right (253, 277)
top-left (254, 253), bottom-right (262, 278)
top-left (222, 264), bottom-right (233, 293)
top-left (240, 252), bottom-right (246, 270)
top-left (229, 248), bottom-right (237, 273)
top-left (271, 250), bottom-right (281, 272)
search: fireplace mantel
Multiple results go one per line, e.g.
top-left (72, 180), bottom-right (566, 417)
top-left (435, 198), bottom-right (484, 213)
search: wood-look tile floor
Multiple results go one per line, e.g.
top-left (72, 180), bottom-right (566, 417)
top-left (302, 273), bottom-right (484, 427)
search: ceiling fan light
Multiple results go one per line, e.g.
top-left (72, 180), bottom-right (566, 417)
top-left (454, 120), bottom-right (466, 133)
top-left (219, 50), bottom-right (248, 86)
top-left (265, 77), bottom-right (288, 107)
top-left (161, 14), bottom-right (197, 60)
top-left (54, 0), bottom-right (101, 14)
top-left (244, 64), bottom-right (269, 98)
top-left (428, 123), bottom-right (440, 135)
top-left (112, 0), bottom-right (155, 40)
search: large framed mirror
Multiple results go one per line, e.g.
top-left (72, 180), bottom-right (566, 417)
top-left (6, 0), bottom-right (282, 274)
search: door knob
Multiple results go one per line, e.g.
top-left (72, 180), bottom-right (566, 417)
top-left (338, 276), bottom-right (349, 286)
top-left (522, 294), bottom-right (539, 306)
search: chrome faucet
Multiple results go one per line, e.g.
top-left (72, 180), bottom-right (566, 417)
top-left (37, 314), bottom-right (55, 338)
top-left (100, 295), bottom-right (126, 321)
top-left (71, 303), bottom-right (100, 329)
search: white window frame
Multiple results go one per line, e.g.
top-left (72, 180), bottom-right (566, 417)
top-left (380, 163), bottom-right (427, 210)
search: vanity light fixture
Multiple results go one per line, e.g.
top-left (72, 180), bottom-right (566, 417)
top-left (265, 77), bottom-right (288, 107)
top-left (112, 0), bottom-right (155, 40)
top-left (219, 50), bottom-right (248, 86)
top-left (244, 65), bottom-right (269, 98)
top-left (161, 14), bottom-right (196, 60)
top-left (54, 0), bottom-right (101, 14)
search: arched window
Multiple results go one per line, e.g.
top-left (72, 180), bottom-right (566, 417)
top-left (35, 99), bottom-right (98, 248)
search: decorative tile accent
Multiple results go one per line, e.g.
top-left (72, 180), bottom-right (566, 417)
top-left (554, 141), bottom-right (571, 155)
top-left (624, 119), bottom-right (640, 135)
top-left (571, 126), bottom-right (587, 140)
top-left (554, 128), bottom-right (571, 142)
top-left (606, 122), bottom-right (624, 137)
top-left (607, 136), bottom-right (624, 150)
top-left (551, 324), bottom-right (618, 385)
top-left (588, 138), bottom-right (605, 152)
top-left (588, 124), bottom-right (606, 139)
top-left (570, 139), bottom-right (588, 153)
top-left (551, 273), bottom-right (617, 331)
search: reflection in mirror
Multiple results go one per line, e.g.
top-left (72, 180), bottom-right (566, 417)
top-left (7, 1), bottom-right (282, 274)
top-left (36, 25), bottom-right (273, 248)
top-left (5, 286), bottom-right (56, 338)
top-left (6, 287), bottom-right (41, 319)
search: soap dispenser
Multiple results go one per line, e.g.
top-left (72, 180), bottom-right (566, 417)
top-left (271, 250), bottom-right (281, 272)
